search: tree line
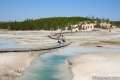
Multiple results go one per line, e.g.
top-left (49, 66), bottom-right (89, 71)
top-left (0, 17), bottom-right (119, 30)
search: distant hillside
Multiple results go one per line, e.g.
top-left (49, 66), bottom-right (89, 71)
top-left (0, 17), bottom-right (93, 30)
top-left (0, 17), bottom-right (119, 30)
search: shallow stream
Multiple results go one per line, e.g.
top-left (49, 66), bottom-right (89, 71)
top-left (20, 43), bottom-right (120, 80)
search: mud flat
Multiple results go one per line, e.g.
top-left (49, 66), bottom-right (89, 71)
top-left (0, 31), bottom-right (61, 80)
top-left (0, 29), bottom-right (120, 80)
top-left (0, 30), bottom-right (57, 48)
top-left (0, 30), bottom-right (72, 80)
top-left (0, 51), bottom-right (44, 80)
top-left (68, 52), bottom-right (120, 80)
top-left (66, 29), bottom-right (120, 80)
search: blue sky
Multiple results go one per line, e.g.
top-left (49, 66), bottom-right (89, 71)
top-left (0, 0), bottom-right (120, 21)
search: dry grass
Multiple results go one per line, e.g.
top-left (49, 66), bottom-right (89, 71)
top-left (100, 40), bottom-right (120, 45)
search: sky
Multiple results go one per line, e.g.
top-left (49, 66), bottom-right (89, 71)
top-left (0, 0), bottom-right (120, 21)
